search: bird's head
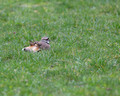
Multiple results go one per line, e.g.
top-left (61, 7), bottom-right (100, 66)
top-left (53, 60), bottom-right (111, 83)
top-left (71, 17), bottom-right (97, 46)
top-left (41, 37), bottom-right (50, 44)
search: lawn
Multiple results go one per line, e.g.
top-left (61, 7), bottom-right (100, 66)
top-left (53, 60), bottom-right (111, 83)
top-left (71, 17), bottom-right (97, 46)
top-left (0, 0), bottom-right (120, 96)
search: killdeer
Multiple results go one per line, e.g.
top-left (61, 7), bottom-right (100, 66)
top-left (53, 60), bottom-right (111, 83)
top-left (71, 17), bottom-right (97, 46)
top-left (22, 37), bottom-right (50, 52)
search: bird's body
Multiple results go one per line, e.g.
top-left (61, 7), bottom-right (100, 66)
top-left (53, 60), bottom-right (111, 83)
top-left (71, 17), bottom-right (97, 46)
top-left (37, 41), bottom-right (50, 50)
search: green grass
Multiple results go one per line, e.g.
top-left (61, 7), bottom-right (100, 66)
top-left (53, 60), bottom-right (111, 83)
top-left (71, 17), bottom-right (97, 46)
top-left (0, 0), bottom-right (120, 95)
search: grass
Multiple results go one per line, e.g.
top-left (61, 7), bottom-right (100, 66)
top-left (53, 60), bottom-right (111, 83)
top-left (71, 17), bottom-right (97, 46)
top-left (0, 0), bottom-right (120, 95)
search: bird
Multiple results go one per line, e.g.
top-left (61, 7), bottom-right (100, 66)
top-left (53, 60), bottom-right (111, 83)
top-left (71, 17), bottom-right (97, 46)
top-left (22, 37), bottom-right (50, 52)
